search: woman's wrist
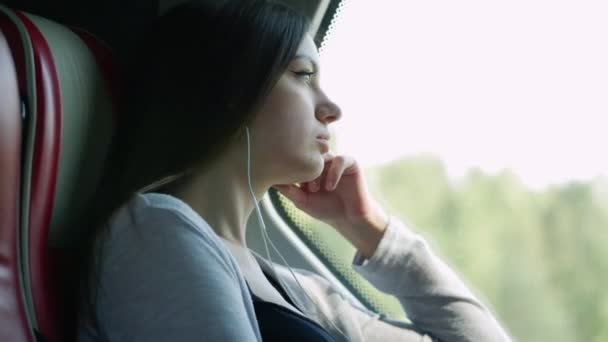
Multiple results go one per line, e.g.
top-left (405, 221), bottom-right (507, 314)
top-left (333, 202), bottom-right (389, 259)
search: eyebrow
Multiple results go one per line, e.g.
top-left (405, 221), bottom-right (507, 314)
top-left (292, 54), bottom-right (320, 72)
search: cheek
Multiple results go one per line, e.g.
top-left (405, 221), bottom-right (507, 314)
top-left (271, 139), bottom-right (324, 183)
top-left (254, 79), bottom-right (322, 180)
top-left (262, 82), bottom-right (314, 145)
top-left (272, 106), bottom-right (324, 180)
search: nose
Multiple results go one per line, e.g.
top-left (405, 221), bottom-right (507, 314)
top-left (316, 94), bottom-right (342, 124)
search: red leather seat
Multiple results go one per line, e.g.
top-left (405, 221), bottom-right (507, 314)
top-left (0, 11), bottom-right (30, 342)
top-left (0, 6), bottom-right (119, 341)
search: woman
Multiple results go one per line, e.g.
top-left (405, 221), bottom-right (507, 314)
top-left (77, 1), bottom-right (512, 341)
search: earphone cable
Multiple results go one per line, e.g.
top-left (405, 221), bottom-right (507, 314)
top-left (245, 127), bottom-right (351, 342)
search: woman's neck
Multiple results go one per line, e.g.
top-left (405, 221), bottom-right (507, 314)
top-left (172, 154), bottom-right (269, 247)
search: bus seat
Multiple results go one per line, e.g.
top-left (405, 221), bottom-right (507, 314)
top-left (0, 12), bottom-right (31, 342)
top-left (0, 6), bottom-right (119, 342)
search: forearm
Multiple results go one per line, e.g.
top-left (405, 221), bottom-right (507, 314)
top-left (332, 198), bottom-right (390, 259)
top-left (352, 216), bottom-right (512, 342)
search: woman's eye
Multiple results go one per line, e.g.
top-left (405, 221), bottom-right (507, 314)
top-left (293, 71), bottom-right (315, 82)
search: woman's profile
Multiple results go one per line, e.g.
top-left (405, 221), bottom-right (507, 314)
top-left (77, 1), bottom-right (512, 341)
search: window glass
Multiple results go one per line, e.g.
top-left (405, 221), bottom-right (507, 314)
top-left (274, 1), bottom-right (608, 340)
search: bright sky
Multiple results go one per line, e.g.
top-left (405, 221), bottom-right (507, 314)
top-left (318, 0), bottom-right (608, 189)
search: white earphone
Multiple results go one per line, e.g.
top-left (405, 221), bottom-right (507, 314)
top-left (244, 126), bottom-right (350, 341)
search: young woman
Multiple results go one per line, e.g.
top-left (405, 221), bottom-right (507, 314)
top-left (77, 1), bottom-right (512, 341)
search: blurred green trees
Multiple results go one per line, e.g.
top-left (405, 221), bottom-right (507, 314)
top-left (364, 155), bottom-right (608, 342)
top-left (280, 154), bottom-right (607, 341)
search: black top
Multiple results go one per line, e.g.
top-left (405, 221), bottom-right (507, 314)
top-left (247, 270), bottom-right (337, 341)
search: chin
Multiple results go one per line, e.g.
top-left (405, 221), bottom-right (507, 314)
top-left (303, 152), bottom-right (326, 181)
top-left (280, 151), bottom-right (324, 184)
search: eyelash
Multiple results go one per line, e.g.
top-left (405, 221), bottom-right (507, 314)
top-left (293, 71), bottom-right (315, 82)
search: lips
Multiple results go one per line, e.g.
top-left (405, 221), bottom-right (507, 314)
top-left (317, 133), bottom-right (330, 140)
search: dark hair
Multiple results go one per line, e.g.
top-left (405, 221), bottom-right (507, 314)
top-left (78, 0), bottom-right (310, 330)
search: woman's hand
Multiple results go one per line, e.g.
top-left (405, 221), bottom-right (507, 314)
top-left (272, 152), bottom-right (389, 259)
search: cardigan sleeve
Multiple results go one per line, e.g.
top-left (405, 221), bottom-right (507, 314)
top-left (85, 208), bottom-right (262, 342)
top-left (280, 216), bottom-right (512, 342)
top-left (350, 215), bottom-right (512, 341)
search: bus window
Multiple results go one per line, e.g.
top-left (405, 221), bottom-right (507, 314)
top-left (269, 1), bottom-right (608, 341)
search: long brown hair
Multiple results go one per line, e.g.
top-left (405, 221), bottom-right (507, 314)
top-left (78, 0), bottom-right (310, 330)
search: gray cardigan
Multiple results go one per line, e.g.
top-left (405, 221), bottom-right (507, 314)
top-left (78, 192), bottom-right (512, 341)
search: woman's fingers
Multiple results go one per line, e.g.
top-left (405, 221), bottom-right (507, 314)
top-left (323, 151), bottom-right (335, 162)
top-left (312, 154), bottom-right (355, 192)
top-left (308, 180), bottom-right (319, 192)
top-left (326, 155), bottom-right (356, 190)
top-left (324, 156), bottom-right (344, 191)
top-left (287, 153), bottom-right (355, 194)
top-left (272, 184), bottom-right (308, 207)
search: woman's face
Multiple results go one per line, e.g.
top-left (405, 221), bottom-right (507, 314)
top-left (250, 34), bottom-right (342, 186)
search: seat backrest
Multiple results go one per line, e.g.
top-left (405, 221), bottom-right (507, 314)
top-left (0, 6), bottom-right (118, 342)
top-left (0, 13), bottom-right (32, 342)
